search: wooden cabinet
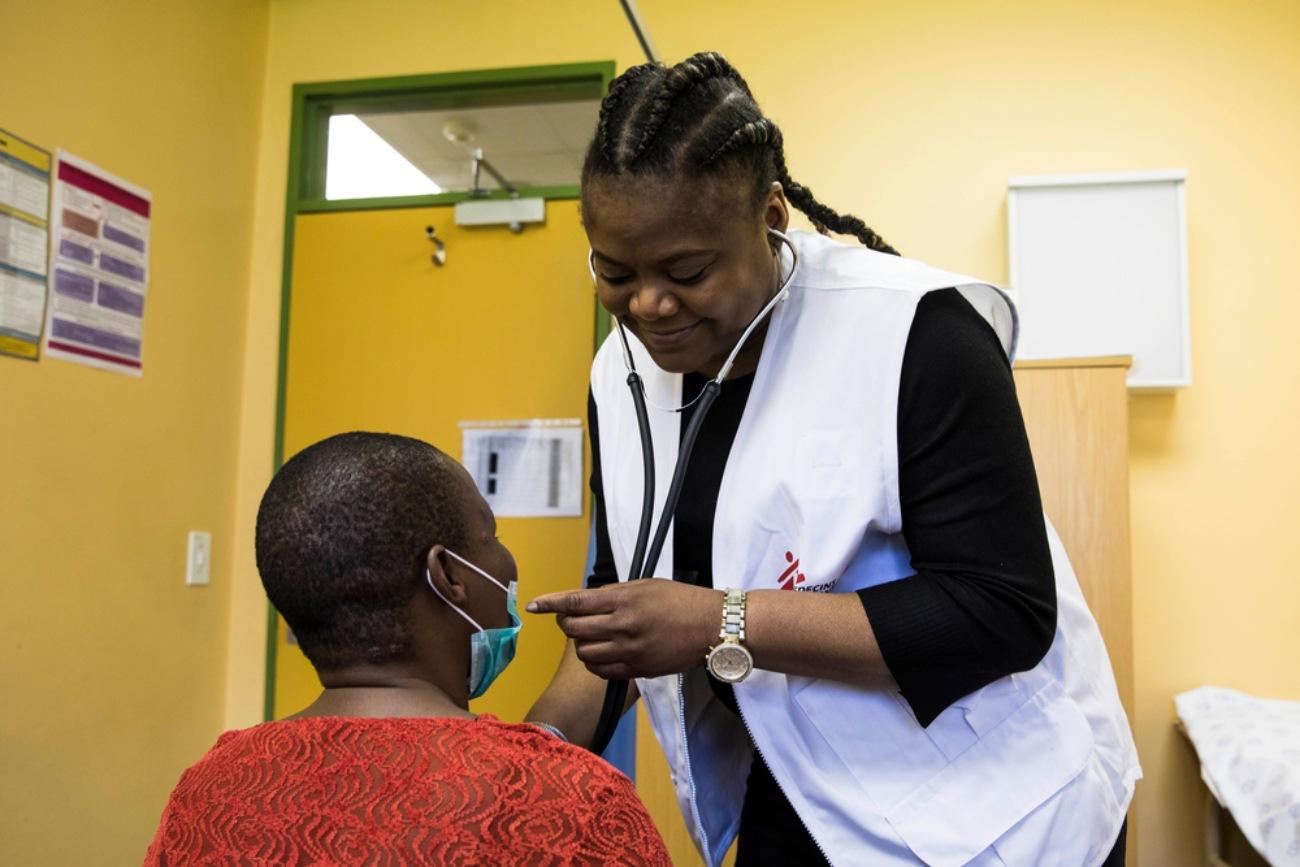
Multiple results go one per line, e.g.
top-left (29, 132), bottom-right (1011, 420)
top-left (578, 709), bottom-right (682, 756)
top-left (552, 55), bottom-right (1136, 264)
top-left (1013, 356), bottom-right (1135, 719)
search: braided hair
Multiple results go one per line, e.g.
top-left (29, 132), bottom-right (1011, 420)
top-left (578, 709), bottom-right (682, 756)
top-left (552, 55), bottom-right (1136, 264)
top-left (582, 51), bottom-right (898, 256)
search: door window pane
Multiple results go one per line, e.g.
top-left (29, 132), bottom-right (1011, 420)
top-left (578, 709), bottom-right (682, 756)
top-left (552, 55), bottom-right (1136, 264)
top-left (324, 99), bottom-right (600, 200)
top-left (325, 114), bottom-right (442, 200)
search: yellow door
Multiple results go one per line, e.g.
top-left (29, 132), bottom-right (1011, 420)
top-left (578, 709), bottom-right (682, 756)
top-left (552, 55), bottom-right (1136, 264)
top-left (272, 201), bottom-right (594, 724)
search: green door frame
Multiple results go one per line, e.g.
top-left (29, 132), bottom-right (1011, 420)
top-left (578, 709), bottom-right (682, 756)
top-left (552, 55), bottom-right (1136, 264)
top-left (265, 61), bottom-right (616, 720)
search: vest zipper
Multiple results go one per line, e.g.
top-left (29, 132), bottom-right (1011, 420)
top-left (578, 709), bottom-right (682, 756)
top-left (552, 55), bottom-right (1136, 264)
top-left (733, 688), bottom-right (835, 865)
top-left (677, 672), bottom-right (712, 861)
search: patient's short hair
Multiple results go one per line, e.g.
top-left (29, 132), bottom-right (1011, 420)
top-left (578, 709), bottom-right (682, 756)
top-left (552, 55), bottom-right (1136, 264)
top-left (255, 432), bottom-right (468, 671)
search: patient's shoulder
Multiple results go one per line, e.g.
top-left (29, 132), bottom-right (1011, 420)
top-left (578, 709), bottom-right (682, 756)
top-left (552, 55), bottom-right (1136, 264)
top-left (464, 715), bottom-right (642, 799)
top-left (462, 717), bottom-right (670, 863)
top-left (154, 715), bottom-right (670, 866)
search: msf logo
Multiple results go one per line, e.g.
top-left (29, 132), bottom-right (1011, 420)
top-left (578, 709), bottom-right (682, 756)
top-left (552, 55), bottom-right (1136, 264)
top-left (777, 551), bottom-right (806, 591)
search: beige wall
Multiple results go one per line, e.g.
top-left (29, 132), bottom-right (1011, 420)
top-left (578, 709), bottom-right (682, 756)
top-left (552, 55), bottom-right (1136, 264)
top-left (0, 0), bottom-right (268, 862)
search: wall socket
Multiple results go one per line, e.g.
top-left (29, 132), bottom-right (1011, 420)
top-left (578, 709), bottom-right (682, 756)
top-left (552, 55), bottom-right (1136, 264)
top-left (186, 531), bottom-right (212, 586)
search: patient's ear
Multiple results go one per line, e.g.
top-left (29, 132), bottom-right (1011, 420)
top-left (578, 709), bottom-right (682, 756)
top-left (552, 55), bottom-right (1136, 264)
top-left (425, 545), bottom-right (469, 605)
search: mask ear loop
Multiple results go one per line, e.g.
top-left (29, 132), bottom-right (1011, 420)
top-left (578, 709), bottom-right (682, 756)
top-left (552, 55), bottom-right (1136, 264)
top-left (427, 567), bottom-right (484, 632)
top-left (427, 549), bottom-right (510, 634)
top-left (586, 228), bottom-right (800, 413)
top-left (444, 549), bottom-right (510, 594)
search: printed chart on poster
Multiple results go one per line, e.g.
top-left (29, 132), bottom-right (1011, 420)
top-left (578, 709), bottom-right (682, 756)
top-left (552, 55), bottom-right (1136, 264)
top-left (43, 150), bottom-right (151, 375)
top-left (461, 419), bottom-right (584, 518)
top-left (0, 128), bottom-right (51, 361)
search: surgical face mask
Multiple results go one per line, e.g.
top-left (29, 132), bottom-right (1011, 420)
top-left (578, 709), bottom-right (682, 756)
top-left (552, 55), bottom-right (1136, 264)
top-left (426, 550), bottom-right (521, 700)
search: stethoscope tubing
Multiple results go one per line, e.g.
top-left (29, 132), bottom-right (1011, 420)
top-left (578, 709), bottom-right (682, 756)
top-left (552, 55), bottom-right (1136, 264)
top-left (586, 231), bottom-right (799, 755)
top-left (588, 371), bottom-right (656, 752)
top-left (626, 371), bottom-right (656, 585)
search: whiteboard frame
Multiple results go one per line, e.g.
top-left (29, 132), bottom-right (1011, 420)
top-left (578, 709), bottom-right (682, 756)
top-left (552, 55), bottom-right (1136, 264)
top-left (1008, 169), bottom-right (1191, 390)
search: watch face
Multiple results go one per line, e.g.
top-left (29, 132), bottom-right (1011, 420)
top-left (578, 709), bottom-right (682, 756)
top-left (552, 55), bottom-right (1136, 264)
top-left (708, 643), bottom-right (753, 683)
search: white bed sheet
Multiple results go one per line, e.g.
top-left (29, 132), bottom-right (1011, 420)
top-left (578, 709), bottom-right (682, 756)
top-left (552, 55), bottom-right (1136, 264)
top-left (1176, 686), bottom-right (1300, 865)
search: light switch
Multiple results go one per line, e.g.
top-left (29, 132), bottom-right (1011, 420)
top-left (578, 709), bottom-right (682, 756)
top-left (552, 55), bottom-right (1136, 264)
top-left (186, 531), bottom-right (212, 586)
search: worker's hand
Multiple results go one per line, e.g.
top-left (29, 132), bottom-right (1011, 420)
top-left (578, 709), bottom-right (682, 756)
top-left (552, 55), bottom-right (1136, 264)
top-left (526, 580), bottom-right (723, 680)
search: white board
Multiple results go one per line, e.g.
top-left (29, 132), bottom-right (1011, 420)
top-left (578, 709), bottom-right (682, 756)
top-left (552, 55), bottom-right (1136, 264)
top-left (1008, 170), bottom-right (1190, 388)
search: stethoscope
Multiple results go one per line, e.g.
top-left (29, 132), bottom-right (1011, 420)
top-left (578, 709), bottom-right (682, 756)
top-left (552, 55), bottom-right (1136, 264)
top-left (585, 228), bottom-right (801, 754)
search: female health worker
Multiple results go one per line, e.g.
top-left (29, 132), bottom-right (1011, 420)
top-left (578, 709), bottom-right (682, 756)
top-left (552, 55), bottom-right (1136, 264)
top-left (526, 52), bottom-right (1139, 867)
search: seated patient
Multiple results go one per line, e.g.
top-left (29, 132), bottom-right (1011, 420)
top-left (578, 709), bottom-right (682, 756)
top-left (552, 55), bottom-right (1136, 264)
top-left (145, 432), bottom-right (669, 866)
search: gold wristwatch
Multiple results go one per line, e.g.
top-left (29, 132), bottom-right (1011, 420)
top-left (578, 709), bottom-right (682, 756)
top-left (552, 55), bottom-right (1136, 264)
top-left (705, 588), bottom-right (753, 683)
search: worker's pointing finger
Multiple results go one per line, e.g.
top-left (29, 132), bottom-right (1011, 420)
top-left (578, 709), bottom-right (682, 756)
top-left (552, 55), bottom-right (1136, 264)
top-left (526, 589), bottom-right (618, 616)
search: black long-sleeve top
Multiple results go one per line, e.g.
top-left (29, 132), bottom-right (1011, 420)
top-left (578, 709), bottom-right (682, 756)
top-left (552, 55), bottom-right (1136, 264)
top-left (586, 288), bottom-right (1058, 862)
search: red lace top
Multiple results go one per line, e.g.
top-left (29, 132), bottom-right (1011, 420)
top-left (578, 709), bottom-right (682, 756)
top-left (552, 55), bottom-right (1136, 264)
top-left (144, 715), bottom-right (671, 866)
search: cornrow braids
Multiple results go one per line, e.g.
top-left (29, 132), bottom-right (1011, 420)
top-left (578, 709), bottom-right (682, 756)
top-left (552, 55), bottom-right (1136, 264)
top-left (702, 116), bottom-right (779, 167)
top-left (582, 51), bottom-right (898, 256)
top-left (597, 62), bottom-right (660, 165)
top-left (772, 145), bottom-right (901, 255)
top-left (626, 51), bottom-right (744, 164)
top-left (703, 116), bottom-right (900, 256)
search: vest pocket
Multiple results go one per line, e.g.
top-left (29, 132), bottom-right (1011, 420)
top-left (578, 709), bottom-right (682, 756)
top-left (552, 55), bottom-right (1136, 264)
top-left (921, 674), bottom-right (1029, 761)
top-left (886, 680), bottom-right (1093, 867)
top-left (791, 677), bottom-right (1093, 867)
top-left (790, 679), bottom-right (952, 812)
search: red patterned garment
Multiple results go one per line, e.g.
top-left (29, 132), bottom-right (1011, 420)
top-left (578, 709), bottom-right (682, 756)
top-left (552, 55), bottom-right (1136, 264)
top-left (144, 715), bottom-right (671, 866)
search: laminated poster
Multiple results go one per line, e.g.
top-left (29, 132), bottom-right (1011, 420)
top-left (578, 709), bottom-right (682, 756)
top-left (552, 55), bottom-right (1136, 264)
top-left (460, 419), bottom-right (584, 518)
top-left (0, 128), bottom-right (51, 360)
top-left (43, 150), bottom-right (150, 375)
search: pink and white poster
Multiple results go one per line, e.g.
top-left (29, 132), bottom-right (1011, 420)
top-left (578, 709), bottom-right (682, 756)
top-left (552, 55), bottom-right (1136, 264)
top-left (43, 150), bottom-right (150, 376)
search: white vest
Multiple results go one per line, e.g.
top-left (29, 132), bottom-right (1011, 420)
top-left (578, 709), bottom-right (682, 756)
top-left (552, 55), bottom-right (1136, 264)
top-left (591, 231), bottom-right (1141, 867)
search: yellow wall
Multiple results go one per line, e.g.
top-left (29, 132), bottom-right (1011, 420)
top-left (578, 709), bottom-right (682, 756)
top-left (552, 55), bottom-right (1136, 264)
top-left (0, 0), bottom-right (1279, 864)
top-left (229, 3), bottom-right (1300, 864)
top-left (0, 0), bottom-right (268, 863)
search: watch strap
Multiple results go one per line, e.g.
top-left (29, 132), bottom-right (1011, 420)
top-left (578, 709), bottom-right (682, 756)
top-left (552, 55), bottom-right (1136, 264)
top-left (719, 588), bottom-right (747, 643)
